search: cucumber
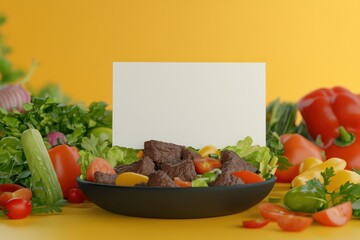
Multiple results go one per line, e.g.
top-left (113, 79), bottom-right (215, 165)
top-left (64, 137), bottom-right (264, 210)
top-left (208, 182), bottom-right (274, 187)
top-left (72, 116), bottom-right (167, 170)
top-left (21, 127), bottom-right (63, 205)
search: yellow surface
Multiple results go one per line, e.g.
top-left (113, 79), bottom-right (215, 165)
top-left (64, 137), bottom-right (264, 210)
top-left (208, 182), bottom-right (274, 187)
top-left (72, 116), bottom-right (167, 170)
top-left (2, 1), bottom-right (360, 107)
top-left (1, 183), bottom-right (359, 240)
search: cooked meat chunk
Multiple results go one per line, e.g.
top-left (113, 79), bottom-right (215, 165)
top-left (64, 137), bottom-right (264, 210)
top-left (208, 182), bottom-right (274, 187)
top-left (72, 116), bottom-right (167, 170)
top-left (181, 147), bottom-right (201, 161)
top-left (144, 140), bottom-right (184, 167)
top-left (114, 156), bottom-right (155, 176)
top-left (162, 159), bottom-right (197, 181)
top-left (94, 172), bottom-right (118, 185)
top-left (147, 171), bottom-right (178, 187)
top-left (212, 172), bottom-right (244, 186)
top-left (220, 150), bottom-right (258, 173)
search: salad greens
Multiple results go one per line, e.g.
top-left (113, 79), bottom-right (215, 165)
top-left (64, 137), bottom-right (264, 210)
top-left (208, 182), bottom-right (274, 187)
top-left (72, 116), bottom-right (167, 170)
top-left (78, 135), bottom-right (139, 180)
top-left (223, 136), bottom-right (278, 180)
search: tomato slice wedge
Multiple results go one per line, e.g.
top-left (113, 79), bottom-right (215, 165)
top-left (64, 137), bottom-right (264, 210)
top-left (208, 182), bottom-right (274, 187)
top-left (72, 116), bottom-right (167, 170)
top-left (258, 203), bottom-right (294, 221)
top-left (174, 177), bottom-right (192, 187)
top-left (277, 215), bottom-right (313, 232)
top-left (233, 170), bottom-right (264, 184)
top-left (312, 202), bottom-right (352, 227)
top-left (242, 219), bottom-right (270, 228)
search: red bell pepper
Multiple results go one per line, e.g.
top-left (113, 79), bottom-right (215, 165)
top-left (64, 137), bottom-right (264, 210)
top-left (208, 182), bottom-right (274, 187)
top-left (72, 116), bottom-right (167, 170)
top-left (298, 86), bottom-right (360, 170)
top-left (275, 134), bottom-right (324, 183)
top-left (48, 144), bottom-right (81, 198)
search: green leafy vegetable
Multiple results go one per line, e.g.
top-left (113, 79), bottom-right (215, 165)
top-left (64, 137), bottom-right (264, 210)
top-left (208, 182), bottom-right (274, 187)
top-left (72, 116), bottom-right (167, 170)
top-left (78, 135), bottom-right (138, 179)
top-left (223, 136), bottom-right (278, 179)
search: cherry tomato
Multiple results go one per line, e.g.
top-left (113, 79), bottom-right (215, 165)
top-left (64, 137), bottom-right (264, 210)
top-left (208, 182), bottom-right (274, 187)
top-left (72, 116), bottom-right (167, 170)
top-left (193, 158), bottom-right (222, 174)
top-left (5, 198), bottom-right (32, 219)
top-left (277, 215), bottom-right (313, 232)
top-left (174, 177), bottom-right (192, 187)
top-left (86, 157), bottom-right (115, 182)
top-left (48, 144), bottom-right (81, 198)
top-left (258, 203), bottom-right (298, 221)
top-left (312, 202), bottom-right (352, 226)
top-left (242, 219), bottom-right (270, 228)
top-left (67, 188), bottom-right (86, 203)
top-left (233, 170), bottom-right (264, 184)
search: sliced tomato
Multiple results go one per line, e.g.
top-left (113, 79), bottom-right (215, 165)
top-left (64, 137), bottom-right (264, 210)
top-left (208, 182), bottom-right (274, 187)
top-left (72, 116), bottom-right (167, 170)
top-left (193, 158), bottom-right (222, 174)
top-left (174, 177), bottom-right (192, 187)
top-left (0, 187), bottom-right (32, 207)
top-left (86, 157), bottom-right (116, 182)
top-left (233, 170), bottom-right (264, 184)
top-left (242, 219), bottom-right (270, 228)
top-left (258, 203), bottom-right (294, 221)
top-left (312, 202), bottom-right (352, 227)
top-left (277, 215), bottom-right (313, 232)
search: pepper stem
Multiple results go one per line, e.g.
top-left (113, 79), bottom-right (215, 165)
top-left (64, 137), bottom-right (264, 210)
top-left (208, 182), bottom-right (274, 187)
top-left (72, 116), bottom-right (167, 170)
top-left (334, 126), bottom-right (356, 147)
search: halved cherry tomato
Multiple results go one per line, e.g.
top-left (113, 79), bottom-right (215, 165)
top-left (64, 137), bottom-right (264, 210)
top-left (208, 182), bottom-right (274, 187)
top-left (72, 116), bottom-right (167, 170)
top-left (258, 203), bottom-right (294, 221)
top-left (174, 177), bottom-right (192, 187)
top-left (233, 170), bottom-right (264, 184)
top-left (198, 145), bottom-right (220, 158)
top-left (277, 215), bottom-right (313, 232)
top-left (194, 158), bottom-right (222, 174)
top-left (5, 198), bottom-right (32, 219)
top-left (242, 219), bottom-right (270, 228)
top-left (0, 185), bottom-right (32, 207)
top-left (312, 202), bottom-right (352, 227)
top-left (86, 157), bottom-right (116, 182)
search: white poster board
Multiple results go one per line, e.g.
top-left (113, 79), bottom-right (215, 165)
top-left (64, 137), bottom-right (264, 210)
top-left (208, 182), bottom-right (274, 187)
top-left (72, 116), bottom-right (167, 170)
top-left (113, 62), bottom-right (265, 149)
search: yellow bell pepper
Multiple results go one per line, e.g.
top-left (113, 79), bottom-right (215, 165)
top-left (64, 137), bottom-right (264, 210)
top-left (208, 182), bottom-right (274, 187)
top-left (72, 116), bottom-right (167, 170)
top-left (326, 169), bottom-right (360, 192)
top-left (291, 158), bottom-right (347, 188)
top-left (299, 157), bottom-right (323, 174)
top-left (115, 172), bottom-right (149, 186)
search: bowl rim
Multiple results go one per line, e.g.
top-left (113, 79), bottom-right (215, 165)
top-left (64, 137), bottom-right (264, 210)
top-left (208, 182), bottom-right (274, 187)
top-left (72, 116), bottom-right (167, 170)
top-left (77, 175), bottom-right (276, 191)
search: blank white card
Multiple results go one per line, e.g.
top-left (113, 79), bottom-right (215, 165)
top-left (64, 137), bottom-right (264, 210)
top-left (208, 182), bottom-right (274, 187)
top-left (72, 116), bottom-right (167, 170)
top-left (113, 62), bottom-right (265, 149)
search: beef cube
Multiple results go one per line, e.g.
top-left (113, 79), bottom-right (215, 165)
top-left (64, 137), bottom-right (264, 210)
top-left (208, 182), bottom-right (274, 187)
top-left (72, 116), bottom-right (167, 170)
top-left (181, 147), bottom-right (201, 161)
top-left (212, 172), bottom-right (244, 186)
top-left (162, 159), bottom-right (197, 181)
top-left (147, 171), bottom-right (178, 187)
top-left (144, 140), bottom-right (184, 167)
top-left (220, 150), bottom-right (258, 173)
top-left (115, 156), bottom-right (155, 176)
top-left (94, 172), bottom-right (118, 185)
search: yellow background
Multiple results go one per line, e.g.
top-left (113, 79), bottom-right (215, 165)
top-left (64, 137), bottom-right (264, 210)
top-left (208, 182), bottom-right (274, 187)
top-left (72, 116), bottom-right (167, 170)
top-left (2, 0), bottom-right (360, 107)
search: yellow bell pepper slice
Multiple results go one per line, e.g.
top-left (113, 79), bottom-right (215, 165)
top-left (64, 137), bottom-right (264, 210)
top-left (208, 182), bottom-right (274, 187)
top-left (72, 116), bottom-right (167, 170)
top-left (299, 157), bottom-right (323, 174)
top-left (115, 172), bottom-right (149, 186)
top-left (326, 169), bottom-right (360, 192)
top-left (291, 158), bottom-right (347, 188)
top-left (198, 145), bottom-right (220, 158)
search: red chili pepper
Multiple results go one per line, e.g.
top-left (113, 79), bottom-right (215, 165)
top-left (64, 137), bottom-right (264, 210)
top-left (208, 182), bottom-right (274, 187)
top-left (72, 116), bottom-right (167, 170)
top-left (48, 144), bottom-right (81, 199)
top-left (275, 134), bottom-right (324, 183)
top-left (298, 86), bottom-right (360, 170)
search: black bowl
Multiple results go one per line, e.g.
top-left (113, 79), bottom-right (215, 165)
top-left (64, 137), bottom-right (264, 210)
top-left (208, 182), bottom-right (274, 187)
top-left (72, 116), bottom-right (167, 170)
top-left (77, 176), bottom-right (276, 219)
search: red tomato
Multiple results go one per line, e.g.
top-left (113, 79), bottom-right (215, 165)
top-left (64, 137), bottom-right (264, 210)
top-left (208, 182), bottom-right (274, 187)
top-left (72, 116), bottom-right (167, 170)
top-left (174, 177), bottom-right (192, 187)
top-left (233, 171), bottom-right (264, 184)
top-left (275, 134), bottom-right (324, 183)
top-left (242, 219), bottom-right (270, 228)
top-left (0, 186), bottom-right (32, 207)
top-left (5, 198), bottom-right (32, 219)
top-left (86, 157), bottom-right (115, 182)
top-left (48, 144), bottom-right (81, 198)
top-left (277, 215), bottom-right (313, 232)
top-left (193, 158), bottom-right (222, 174)
top-left (258, 203), bottom-right (294, 221)
top-left (312, 202), bottom-right (352, 226)
top-left (67, 188), bottom-right (86, 203)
